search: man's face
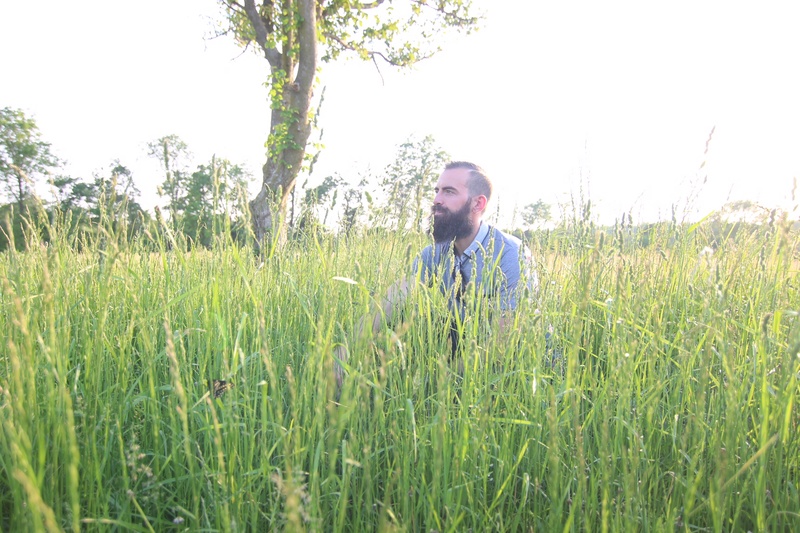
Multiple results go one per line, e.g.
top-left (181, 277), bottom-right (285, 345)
top-left (431, 167), bottom-right (475, 243)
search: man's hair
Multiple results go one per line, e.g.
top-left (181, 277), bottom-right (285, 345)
top-left (445, 161), bottom-right (492, 203)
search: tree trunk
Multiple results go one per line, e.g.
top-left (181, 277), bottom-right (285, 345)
top-left (247, 0), bottom-right (318, 247)
top-left (16, 170), bottom-right (25, 216)
top-left (249, 105), bottom-right (313, 245)
top-left (249, 164), bottom-right (294, 245)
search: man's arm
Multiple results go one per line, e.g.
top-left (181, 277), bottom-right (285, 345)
top-left (334, 276), bottom-right (412, 388)
top-left (334, 245), bottom-right (435, 388)
top-left (494, 243), bottom-right (537, 337)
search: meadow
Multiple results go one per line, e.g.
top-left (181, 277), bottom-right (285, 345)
top-left (1, 212), bottom-right (799, 532)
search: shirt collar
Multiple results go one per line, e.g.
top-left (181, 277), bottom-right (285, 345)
top-left (461, 221), bottom-right (489, 258)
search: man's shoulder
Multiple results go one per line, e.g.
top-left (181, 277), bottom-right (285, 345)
top-left (418, 242), bottom-right (436, 261)
top-left (485, 224), bottom-right (524, 252)
top-left (415, 241), bottom-right (446, 271)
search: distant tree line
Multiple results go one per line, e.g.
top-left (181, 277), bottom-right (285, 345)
top-left (0, 108), bottom-right (254, 251)
top-left (1, 107), bottom-right (558, 252)
top-left (6, 106), bottom-right (789, 254)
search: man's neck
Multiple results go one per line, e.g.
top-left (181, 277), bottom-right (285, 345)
top-left (453, 219), bottom-right (483, 256)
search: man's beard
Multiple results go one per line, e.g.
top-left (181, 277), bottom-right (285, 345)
top-left (431, 199), bottom-right (475, 243)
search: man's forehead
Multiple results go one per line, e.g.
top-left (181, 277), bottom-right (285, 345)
top-left (436, 167), bottom-right (470, 189)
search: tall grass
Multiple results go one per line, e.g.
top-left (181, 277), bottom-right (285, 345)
top-left (1, 208), bottom-right (799, 531)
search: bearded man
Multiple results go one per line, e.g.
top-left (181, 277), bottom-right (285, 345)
top-left (414, 161), bottom-right (536, 352)
top-left (334, 161), bottom-right (536, 386)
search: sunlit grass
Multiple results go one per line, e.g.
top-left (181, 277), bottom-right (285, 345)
top-left (1, 212), bottom-right (799, 531)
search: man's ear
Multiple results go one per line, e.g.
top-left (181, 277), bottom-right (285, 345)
top-left (473, 195), bottom-right (488, 213)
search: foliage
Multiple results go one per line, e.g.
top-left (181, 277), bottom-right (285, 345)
top-left (293, 133), bottom-right (448, 236)
top-left (521, 199), bottom-right (552, 230)
top-left (1, 161), bottom-right (149, 251)
top-left (219, 0), bottom-right (481, 83)
top-left (291, 171), bottom-right (373, 237)
top-left (378, 134), bottom-right (449, 231)
top-left (0, 198), bottom-right (46, 252)
top-left (178, 157), bottom-right (253, 248)
top-left (147, 135), bottom-right (254, 248)
top-left (340, 176), bottom-right (370, 236)
top-left (294, 173), bottom-right (344, 232)
top-left (147, 134), bottom-right (192, 226)
top-left (0, 107), bottom-right (59, 213)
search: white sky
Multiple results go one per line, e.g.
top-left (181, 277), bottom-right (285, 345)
top-left (1, 0), bottom-right (798, 226)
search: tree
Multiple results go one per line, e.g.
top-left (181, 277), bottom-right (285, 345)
top-left (181, 157), bottom-right (253, 247)
top-left (0, 107), bottom-right (59, 214)
top-left (50, 175), bottom-right (103, 216)
top-left (49, 174), bottom-right (96, 237)
top-left (147, 134), bottom-right (191, 227)
top-left (149, 146), bottom-right (253, 247)
top-left (702, 200), bottom-right (789, 247)
top-left (45, 162), bottom-right (149, 244)
top-left (91, 162), bottom-right (148, 238)
top-left (379, 134), bottom-right (449, 231)
top-left (217, 0), bottom-right (480, 244)
top-left (521, 200), bottom-right (552, 230)
top-left (340, 177), bottom-right (369, 236)
top-left (210, 158), bottom-right (253, 222)
top-left (718, 200), bottom-right (774, 224)
top-left (296, 173), bottom-right (344, 232)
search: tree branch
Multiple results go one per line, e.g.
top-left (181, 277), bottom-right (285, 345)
top-left (243, 0), bottom-right (281, 66)
top-left (322, 31), bottom-right (408, 67)
top-left (243, 0), bottom-right (268, 47)
top-left (295, 0), bottom-right (318, 92)
top-left (357, 0), bottom-right (385, 8)
top-left (410, 0), bottom-right (478, 26)
top-left (371, 54), bottom-right (385, 86)
top-left (319, 0), bottom-right (385, 20)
